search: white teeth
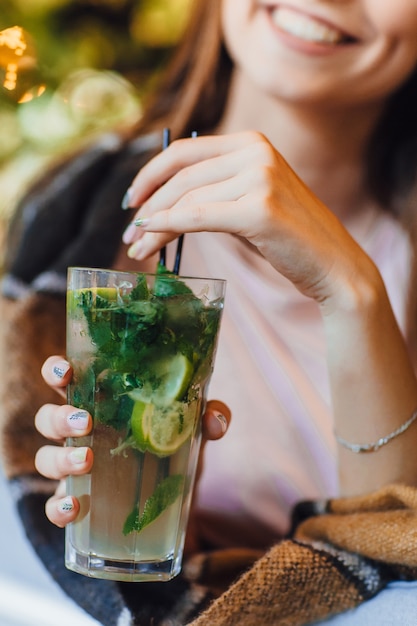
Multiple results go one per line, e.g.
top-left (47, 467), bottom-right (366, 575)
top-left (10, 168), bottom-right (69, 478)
top-left (271, 7), bottom-right (344, 44)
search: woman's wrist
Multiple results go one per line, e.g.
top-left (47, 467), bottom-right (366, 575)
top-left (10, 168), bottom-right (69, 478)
top-left (319, 251), bottom-right (384, 321)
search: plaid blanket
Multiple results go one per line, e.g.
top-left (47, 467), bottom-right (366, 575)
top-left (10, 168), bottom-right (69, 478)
top-left (7, 474), bottom-right (417, 626)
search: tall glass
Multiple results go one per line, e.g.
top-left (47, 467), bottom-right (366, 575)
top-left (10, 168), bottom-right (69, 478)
top-left (65, 267), bottom-right (225, 582)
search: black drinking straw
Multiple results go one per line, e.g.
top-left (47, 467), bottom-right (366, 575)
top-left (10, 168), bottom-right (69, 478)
top-left (172, 130), bottom-right (197, 275)
top-left (158, 127), bottom-right (171, 269)
top-left (172, 235), bottom-right (183, 276)
top-left (160, 129), bottom-right (198, 275)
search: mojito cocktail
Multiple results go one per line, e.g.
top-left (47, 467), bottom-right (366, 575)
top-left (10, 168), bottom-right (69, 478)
top-left (65, 267), bottom-right (225, 581)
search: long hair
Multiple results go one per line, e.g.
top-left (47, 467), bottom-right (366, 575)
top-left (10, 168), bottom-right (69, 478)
top-left (366, 68), bottom-right (417, 214)
top-left (127, 0), bottom-right (232, 141)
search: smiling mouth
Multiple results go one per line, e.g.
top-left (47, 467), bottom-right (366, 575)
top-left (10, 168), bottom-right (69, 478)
top-left (270, 6), bottom-right (356, 45)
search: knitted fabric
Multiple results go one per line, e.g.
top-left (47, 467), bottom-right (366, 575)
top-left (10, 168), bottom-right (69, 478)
top-left (188, 484), bottom-right (417, 626)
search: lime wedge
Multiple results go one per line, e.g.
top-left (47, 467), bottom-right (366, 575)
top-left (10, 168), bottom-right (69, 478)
top-left (128, 353), bottom-right (194, 405)
top-left (131, 400), bottom-right (153, 452)
top-left (148, 402), bottom-right (197, 456)
top-left (92, 287), bottom-right (119, 300)
top-left (132, 401), bottom-right (197, 457)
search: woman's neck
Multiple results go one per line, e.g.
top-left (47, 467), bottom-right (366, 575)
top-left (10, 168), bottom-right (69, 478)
top-left (217, 69), bottom-right (385, 223)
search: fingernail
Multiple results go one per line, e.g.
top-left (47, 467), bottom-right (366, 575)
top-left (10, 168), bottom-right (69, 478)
top-left (70, 447), bottom-right (88, 464)
top-left (122, 222), bottom-right (137, 244)
top-left (127, 240), bottom-right (143, 259)
top-left (52, 360), bottom-right (70, 379)
top-left (121, 188), bottom-right (132, 210)
top-left (134, 217), bottom-right (150, 227)
top-left (214, 412), bottom-right (228, 435)
top-left (58, 496), bottom-right (74, 513)
top-left (67, 410), bottom-right (89, 430)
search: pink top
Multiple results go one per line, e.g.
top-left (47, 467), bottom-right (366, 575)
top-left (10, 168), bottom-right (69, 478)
top-left (176, 208), bottom-right (412, 546)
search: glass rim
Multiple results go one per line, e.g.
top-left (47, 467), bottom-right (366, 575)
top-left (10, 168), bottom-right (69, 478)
top-left (67, 266), bottom-right (226, 285)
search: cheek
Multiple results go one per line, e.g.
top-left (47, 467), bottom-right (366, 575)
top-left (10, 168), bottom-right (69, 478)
top-left (221, 0), bottom-right (257, 59)
top-left (221, 0), bottom-right (245, 54)
top-left (365, 0), bottom-right (417, 36)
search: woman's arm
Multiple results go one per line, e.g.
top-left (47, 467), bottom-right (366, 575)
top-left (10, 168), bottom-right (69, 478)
top-left (322, 260), bottom-right (417, 495)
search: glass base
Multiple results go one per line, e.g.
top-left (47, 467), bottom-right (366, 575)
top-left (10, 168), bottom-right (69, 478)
top-left (65, 543), bottom-right (182, 582)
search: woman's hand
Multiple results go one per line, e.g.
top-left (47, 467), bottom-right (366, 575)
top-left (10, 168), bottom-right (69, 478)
top-left (35, 356), bottom-right (231, 528)
top-left (122, 131), bottom-right (417, 496)
top-left (122, 131), bottom-right (376, 314)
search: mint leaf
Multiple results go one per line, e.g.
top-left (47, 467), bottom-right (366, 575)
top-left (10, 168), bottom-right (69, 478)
top-left (123, 474), bottom-right (184, 535)
top-left (130, 274), bottom-right (150, 301)
top-left (153, 264), bottom-right (193, 297)
top-left (122, 504), bottom-right (139, 536)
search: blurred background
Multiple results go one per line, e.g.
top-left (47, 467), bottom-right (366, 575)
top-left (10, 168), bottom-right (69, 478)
top-left (0, 1), bottom-right (190, 623)
top-left (0, 0), bottom-right (192, 270)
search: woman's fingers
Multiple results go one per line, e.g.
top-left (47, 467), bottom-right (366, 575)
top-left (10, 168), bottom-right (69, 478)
top-left (35, 443), bottom-right (93, 480)
top-left (123, 165), bottom-right (254, 247)
top-left (37, 357), bottom-right (90, 527)
top-left (127, 132), bottom-right (260, 205)
top-left (202, 400), bottom-right (231, 441)
top-left (35, 402), bottom-right (93, 478)
top-left (44, 481), bottom-right (80, 528)
top-left (125, 136), bottom-right (270, 241)
top-left (41, 356), bottom-right (72, 399)
top-left (126, 195), bottom-right (256, 261)
top-left (46, 494), bottom-right (80, 528)
top-left (35, 403), bottom-right (92, 442)
top-left (195, 400), bottom-right (231, 485)
top-left (125, 203), bottom-right (234, 260)
top-left (122, 144), bottom-right (256, 252)
top-left (121, 133), bottom-right (280, 260)
top-left (131, 147), bottom-right (254, 223)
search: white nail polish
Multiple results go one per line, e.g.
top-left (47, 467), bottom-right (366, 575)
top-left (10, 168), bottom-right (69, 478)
top-left (70, 447), bottom-right (88, 464)
top-left (122, 222), bottom-right (137, 244)
top-left (215, 412), bottom-right (228, 434)
top-left (58, 496), bottom-right (74, 513)
top-left (121, 188), bottom-right (132, 210)
top-left (127, 240), bottom-right (143, 259)
top-left (53, 361), bottom-right (70, 379)
top-left (67, 410), bottom-right (89, 430)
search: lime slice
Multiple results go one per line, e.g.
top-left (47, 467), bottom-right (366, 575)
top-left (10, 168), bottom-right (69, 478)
top-left (147, 403), bottom-right (196, 456)
top-left (92, 287), bottom-right (119, 300)
top-left (128, 353), bottom-right (194, 405)
top-left (131, 400), bottom-right (198, 457)
top-left (149, 402), bottom-right (197, 456)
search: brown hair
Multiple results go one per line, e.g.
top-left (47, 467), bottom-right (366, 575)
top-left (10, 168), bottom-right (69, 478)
top-left (128, 0), bottom-right (232, 141)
